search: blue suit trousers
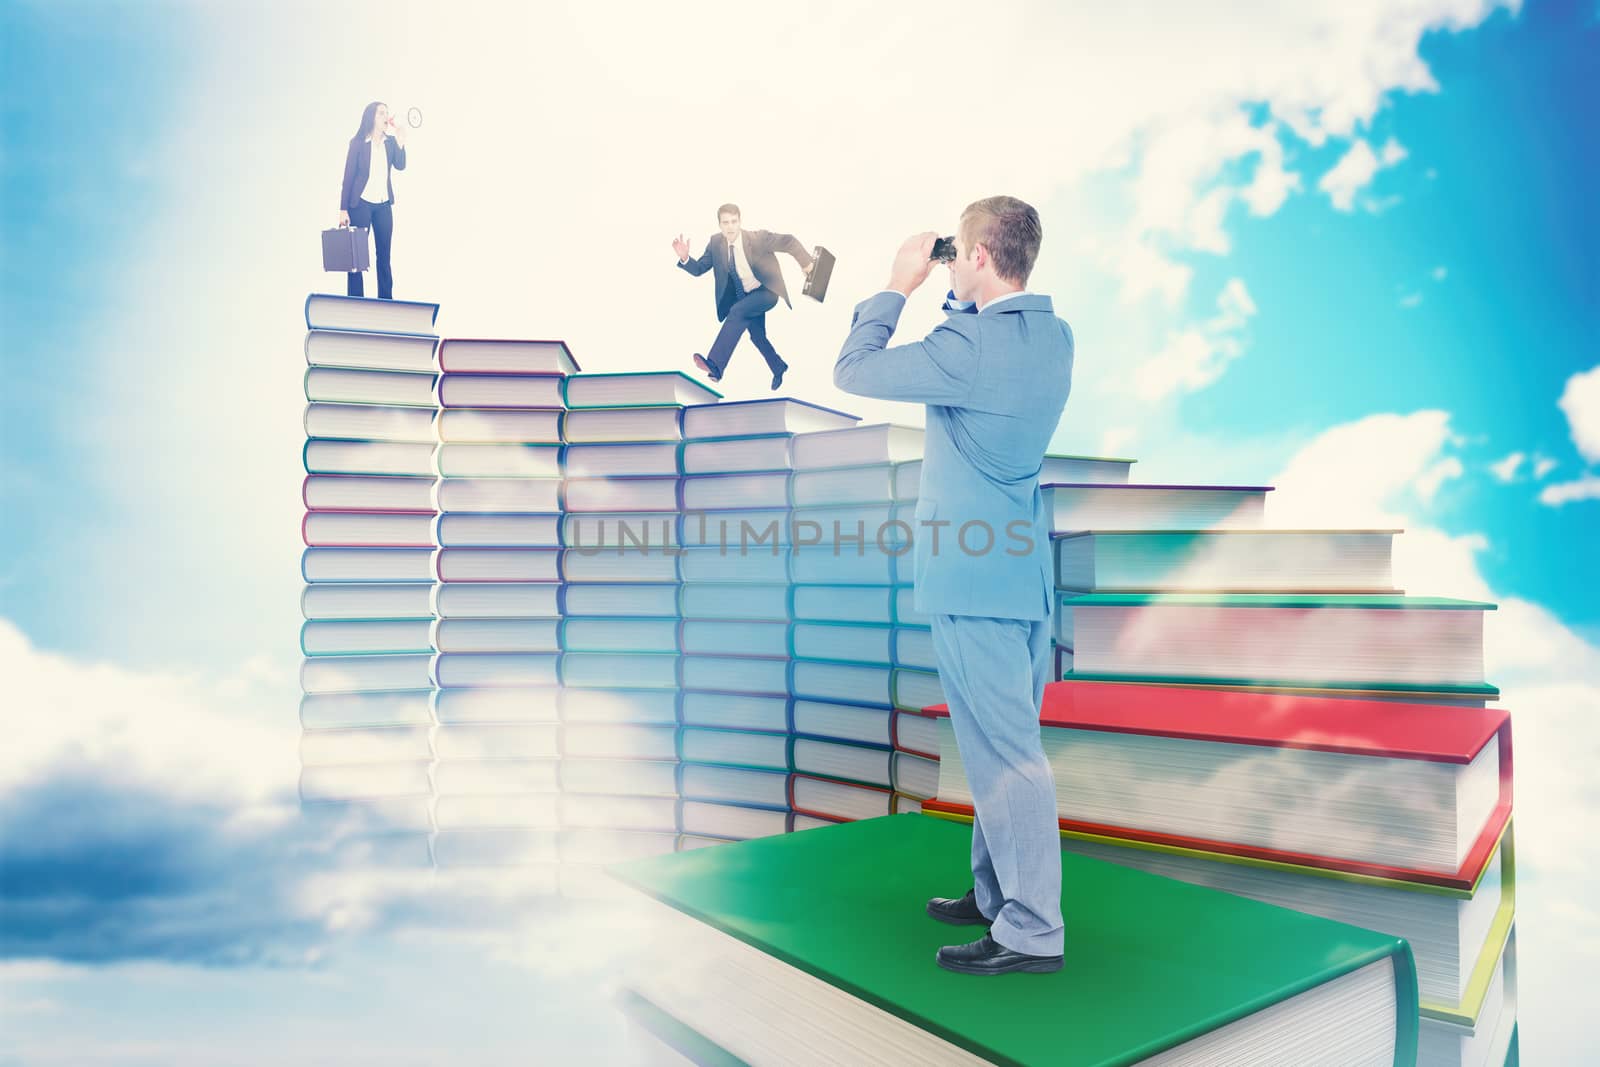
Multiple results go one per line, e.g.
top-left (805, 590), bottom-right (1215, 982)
top-left (929, 611), bottom-right (1064, 956)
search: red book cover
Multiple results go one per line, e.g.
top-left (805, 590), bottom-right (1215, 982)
top-left (918, 680), bottom-right (1513, 891)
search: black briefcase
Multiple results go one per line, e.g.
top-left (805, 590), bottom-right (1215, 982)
top-left (322, 226), bottom-right (370, 272)
top-left (802, 245), bottom-right (835, 303)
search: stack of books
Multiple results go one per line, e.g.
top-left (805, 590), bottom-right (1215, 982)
top-left (614, 814), bottom-right (1426, 1065)
top-left (674, 399), bottom-right (860, 846)
top-left (555, 372), bottom-right (720, 887)
top-left (899, 680), bottom-right (1518, 1066)
top-left (784, 423), bottom-right (927, 824)
top-left (298, 294), bottom-right (443, 868)
top-left (427, 337), bottom-right (575, 873)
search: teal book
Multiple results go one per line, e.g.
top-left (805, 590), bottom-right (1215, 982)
top-left (612, 814), bottom-right (1419, 1067)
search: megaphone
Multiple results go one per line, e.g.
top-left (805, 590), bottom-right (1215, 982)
top-left (404, 106), bottom-right (423, 129)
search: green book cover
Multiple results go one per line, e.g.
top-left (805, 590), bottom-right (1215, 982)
top-left (1060, 591), bottom-right (1496, 610)
top-left (612, 814), bottom-right (1419, 1066)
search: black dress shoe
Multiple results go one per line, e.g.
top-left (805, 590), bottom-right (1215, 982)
top-left (770, 362), bottom-right (788, 391)
top-left (936, 932), bottom-right (1063, 976)
top-left (693, 353), bottom-right (721, 382)
top-left (926, 889), bottom-right (989, 926)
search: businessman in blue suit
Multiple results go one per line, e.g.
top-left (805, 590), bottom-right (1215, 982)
top-left (834, 196), bottom-right (1073, 975)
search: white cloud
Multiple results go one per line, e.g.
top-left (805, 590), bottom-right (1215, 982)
top-left (1414, 455), bottom-right (1463, 502)
top-left (1100, 426), bottom-right (1139, 459)
top-left (1134, 278), bottom-right (1257, 402)
top-left (1539, 474), bottom-right (1600, 506)
top-left (1399, 291), bottom-right (1423, 308)
top-left (1431, 265), bottom-right (1448, 281)
top-left (1264, 410), bottom-right (1456, 526)
top-left (1489, 451), bottom-right (1525, 481)
top-left (1557, 363), bottom-right (1600, 463)
top-left (1533, 454), bottom-right (1559, 479)
top-left (1318, 136), bottom-right (1409, 211)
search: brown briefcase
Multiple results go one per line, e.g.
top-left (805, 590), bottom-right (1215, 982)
top-left (322, 226), bottom-right (370, 272)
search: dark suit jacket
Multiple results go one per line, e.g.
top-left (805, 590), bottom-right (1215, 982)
top-left (678, 229), bottom-right (814, 320)
top-left (340, 136), bottom-right (407, 212)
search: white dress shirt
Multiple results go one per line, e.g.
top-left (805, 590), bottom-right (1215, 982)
top-left (728, 237), bottom-right (761, 293)
top-left (360, 138), bottom-right (388, 205)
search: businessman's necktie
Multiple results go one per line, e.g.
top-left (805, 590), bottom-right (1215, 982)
top-left (725, 241), bottom-right (743, 304)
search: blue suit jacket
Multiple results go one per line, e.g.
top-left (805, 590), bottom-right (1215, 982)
top-left (677, 230), bottom-right (815, 320)
top-left (834, 290), bottom-right (1073, 621)
top-left (340, 135), bottom-right (408, 213)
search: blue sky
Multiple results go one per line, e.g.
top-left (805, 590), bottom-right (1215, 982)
top-left (3, 0), bottom-right (1599, 1062)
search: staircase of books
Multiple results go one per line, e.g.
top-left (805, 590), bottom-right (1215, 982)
top-left (299, 295), bottom-right (1516, 1067)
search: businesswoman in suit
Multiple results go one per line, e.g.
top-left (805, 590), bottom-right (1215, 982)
top-left (338, 101), bottom-right (407, 300)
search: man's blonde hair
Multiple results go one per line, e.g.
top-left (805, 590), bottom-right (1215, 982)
top-left (959, 195), bottom-right (1042, 286)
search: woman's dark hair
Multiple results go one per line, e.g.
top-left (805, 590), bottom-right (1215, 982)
top-left (351, 101), bottom-right (385, 143)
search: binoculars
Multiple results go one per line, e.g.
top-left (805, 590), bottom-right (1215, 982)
top-left (931, 236), bottom-right (957, 263)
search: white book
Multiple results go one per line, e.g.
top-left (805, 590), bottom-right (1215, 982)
top-left (789, 544), bottom-right (901, 586)
top-left (437, 476), bottom-right (562, 513)
top-left (304, 474), bottom-right (435, 512)
top-left (566, 372), bottom-right (720, 408)
top-left (560, 549), bottom-right (680, 584)
top-left (434, 652), bottom-right (560, 689)
top-left (438, 338), bottom-right (577, 374)
top-left (302, 584), bottom-right (434, 621)
top-left (301, 619), bottom-right (432, 656)
top-left (562, 441), bottom-right (681, 477)
top-left (438, 407), bottom-right (563, 443)
top-left (680, 728), bottom-right (790, 770)
top-left (1055, 530), bottom-right (1399, 593)
top-left (677, 546), bottom-right (789, 584)
top-left (790, 584), bottom-right (895, 624)
top-left (560, 828), bottom-right (679, 866)
top-left (791, 464), bottom-right (898, 507)
top-left (682, 397), bottom-right (858, 440)
top-left (678, 801), bottom-right (790, 841)
top-left (437, 373), bottom-right (564, 409)
top-left (562, 407), bottom-right (685, 443)
top-left (563, 723), bottom-right (679, 761)
top-left (436, 513), bottom-right (562, 547)
top-left (792, 699), bottom-right (893, 746)
top-left (1060, 594), bottom-right (1489, 688)
top-left (303, 511), bottom-right (435, 547)
top-left (679, 508), bottom-right (790, 548)
top-left (300, 690), bottom-right (434, 729)
top-left (564, 475), bottom-right (680, 512)
top-left (299, 654), bottom-right (435, 695)
top-left (434, 793), bottom-right (562, 830)
top-left (434, 686), bottom-right (560, 724)
top-left (678, 619), bottom-right (789, 658)
top-left (679, 691), bottom-right (788, 732)
top-left (790, 661), bottom-right (893, 707)
top-left (560, 759), bottom-right (679, 797)
top-left (681, 434), bottom-right (794, 474)
top-left (677, 583), bottom-right (790, 621)
top-left (305, 329), bottom-right (438, 372)
top-left (890, 751), bottom-right (940, 799)
top-left (305, 293), bottom-right (438, 335)
top-left (433, 722), bottom-right (562, 760)
top-left (432, 759), bottom-right (562, 795)
top-left (791, 775), bottom-right (894, 821)
top-left (302, 547), bottom-right (434, 584)
top-left (894, 453), bottom-right (1134, 502)
top-left (678, 655), bottom-right (789, 696)
top-left (562, 651), bottom-right (680, 689)
top-left (305, 365), bottom-right (436, 408)
top-left (680, 471), bottom-right (791, 510)
top-left (561, 582), bottom-right (681, 618)
top-left (435, 618), bottom-right (561, 654)
top-left (679, 765), bottom-right (789, 809)
top-left (791, 621), bottom-right (893, 665)
top-left (299, 761), bottom-right (431, 801)
top-left (436, 547), bottom-right (560, 583)
top-left (892, 626), bottom-right (936, 669)
top-left (305, 402), bottom-right (436, 442)
top-left (1417, 933), bottom-right (1517, 1067)
top-left (894, 584), bottom-right (927, 627)
top-left (792, 423), bottom-right (923, 470)
top-left (792, 738), bottom-right (892, 787)
top-left (561, 616), bottom-right (679, 653)
top-left (891, 667), bottom-right (944, 712)
top-left (562, 512), bottom-right (680, 550)
top-left (1044, 482), bottom-right (1269, 532)
top-left (558, 792), bottom-right (678, 833)
top-left (300, 725), bottom-right (433, 765)
top-left (561, 687), bottom-right (679, 725)
top-left (435, 442), bottom-right (563, 478)
top-left (305, 439), bottom-right (436, 477)
top-left (434, 582), bottom-right (560, 619)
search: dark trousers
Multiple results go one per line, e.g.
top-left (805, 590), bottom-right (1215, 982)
top-left (707, 286), bottom-right (785, 376)
top-left (346, 199), bottom-right (394, 300)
